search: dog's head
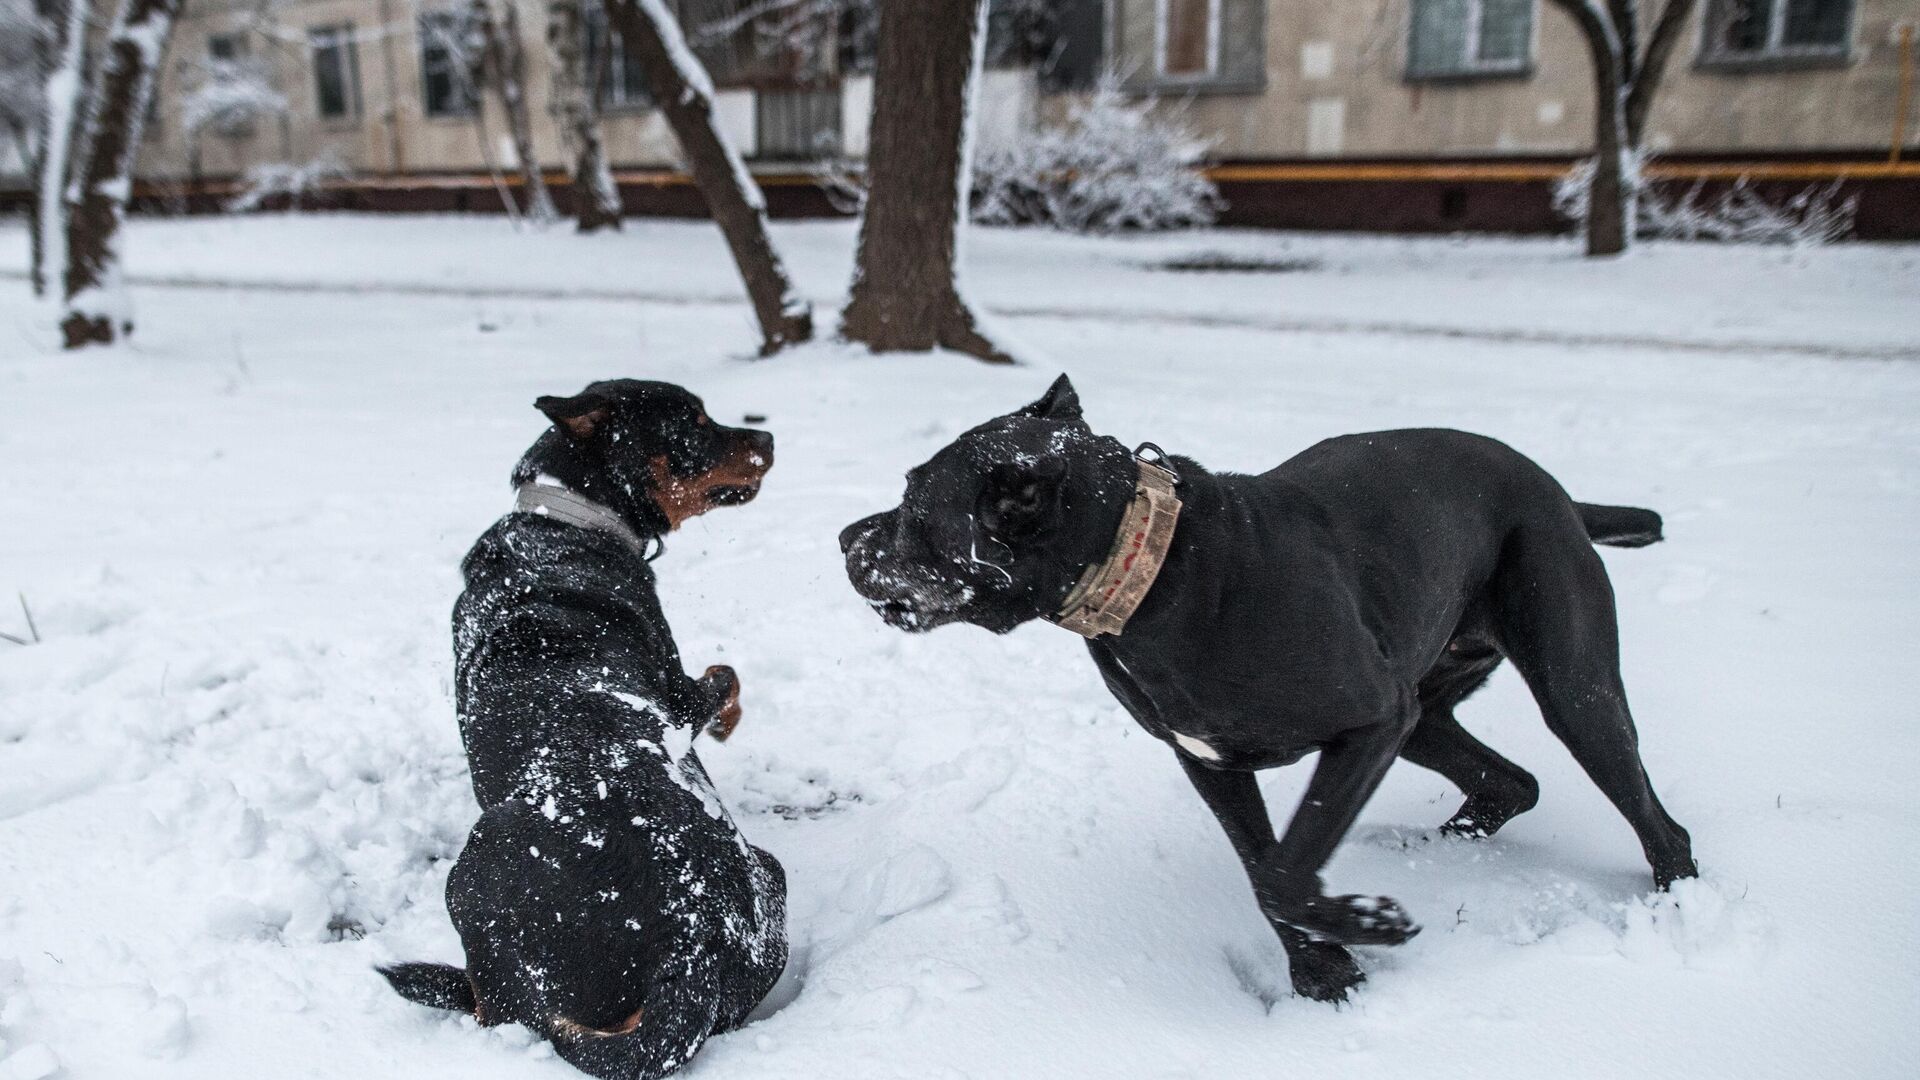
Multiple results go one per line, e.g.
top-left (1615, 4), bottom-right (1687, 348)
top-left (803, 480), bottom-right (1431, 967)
top-left (839, 375), bottom-right (1135, 634)
top-left (523, 380), bottom-right (774, 536)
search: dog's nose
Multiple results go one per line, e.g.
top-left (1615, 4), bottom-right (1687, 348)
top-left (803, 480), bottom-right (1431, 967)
top-left (745, 429), bottom-right (774, 458)
top-left (839, 513), bottom-right (884, 556)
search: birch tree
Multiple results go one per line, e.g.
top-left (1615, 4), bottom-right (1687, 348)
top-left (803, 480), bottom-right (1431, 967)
top-left (547, 0), bottom-right (621, 231)
top-left (476, 0), bottom-right (558, 224)
top-left (25, 0), bottom-right (87, 300)
top-left (1547, 0), bottom-right (1697, 256)
top-left (839, 0), bottom-right (1013, 364)
top-left (602, 0), bottom-right (811, 354)
top-left (61, 0), bottom-right (184, 348)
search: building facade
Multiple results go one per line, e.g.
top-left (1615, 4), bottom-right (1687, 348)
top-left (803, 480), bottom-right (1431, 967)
top-left (102, 0), bottom-right (1920, 234)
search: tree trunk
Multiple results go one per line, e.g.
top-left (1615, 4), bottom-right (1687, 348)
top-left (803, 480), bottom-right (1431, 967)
top-left (1625, 0), bottom-right (1695, 150)
top-left (31, 0), bottom-right (90, 299)
top-left (62, 0), bottom-right (184, 348)
top-left (479, 0), bottom-right (558, 224)
top-left (840, 0), bottom-right (1012, 364)
top-left (603, 0), bottom-right (811, 354)
top-left (547, 0), bottom-right (622, 232)
top-left (1550, 0), bottom-right (1629, 256)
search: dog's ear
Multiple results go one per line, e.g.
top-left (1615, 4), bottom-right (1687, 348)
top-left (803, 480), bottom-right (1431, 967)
top-left (979, 459), bottom-right (1066, 540)
top-left (536, 390), bottom-right (614, 440)
top-left (378, 962), bottom-right (478, 1015)
top-left (1017, 374), bottom-right (1082, 422)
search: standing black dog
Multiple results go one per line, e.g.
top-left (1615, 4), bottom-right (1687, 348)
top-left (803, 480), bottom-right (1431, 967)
top-left (382, 380), bottom-right (787, 1079)
top-left (840, 375), bottom-right (1694, 1002)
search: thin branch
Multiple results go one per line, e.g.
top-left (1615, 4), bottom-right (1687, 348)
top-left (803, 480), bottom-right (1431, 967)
top-left (19, 592), bottom-right (38, 643)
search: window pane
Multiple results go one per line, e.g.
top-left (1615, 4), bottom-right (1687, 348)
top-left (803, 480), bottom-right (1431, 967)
top-left (1163, 0), bottom-right (1213, 76)
top-left (419, 12), bottom-right (478, 117)
top-left (1409, 0), bottom-right (1472, 76)
top-left (1717, 0), bottom-right (1774, 52)
top-left (1476, 0), bottom-right (1533, 65)
top-left (1782, 0), bottom-right (1849, 47)
top-left (311, 27), bottom-right (356, 119)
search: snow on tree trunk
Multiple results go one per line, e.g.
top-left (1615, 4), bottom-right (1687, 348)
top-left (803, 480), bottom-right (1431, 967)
top-left (30, 0), bottom-right (89, 300)
top-left (840, 0), bottom-right (1013, 364)
top-left (478, 0), bottom-right (557, 225)
top-left (61, 0), bottom-right (183, 348)
top-left (1549, 0), bottom-right (1629, 256)
top-left (1624, 0), bottom-right (1695, 150)
top-left (603, 0), bottom-right (811, 354)
top-left (547, 0), bottom-right (621, 232)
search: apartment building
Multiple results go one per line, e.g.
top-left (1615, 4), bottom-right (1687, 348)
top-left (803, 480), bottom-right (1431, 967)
top-left (104, 0), bottom-right (1920, 235)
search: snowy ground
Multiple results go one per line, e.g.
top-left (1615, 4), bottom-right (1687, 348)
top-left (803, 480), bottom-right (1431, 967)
top-left (1, 216), bottom-right (1917, 1080)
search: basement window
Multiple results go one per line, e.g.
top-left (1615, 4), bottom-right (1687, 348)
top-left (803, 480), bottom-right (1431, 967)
top-left (1406, 0), bottom-right (1534, 80)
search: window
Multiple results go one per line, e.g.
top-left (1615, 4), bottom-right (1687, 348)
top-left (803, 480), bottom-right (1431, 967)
top-left (310, 25), bottom-right (361, 120)
top-left (418, 10), bottom-right (480, 118)
top-left (1157, 0), bottom-right (1219, 78)
top-left (1407, 0), bottom-right (1533, 79)
top-left (1702, 0), bottom-right (1852, 65)
top-left (583, 7), bottom-right (652, 110)
top-left (207, 33), bottom-right (245, 63)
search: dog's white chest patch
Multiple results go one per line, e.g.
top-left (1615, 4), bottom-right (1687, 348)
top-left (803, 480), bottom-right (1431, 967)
top-left (1173, 732), bottom-right (1222, 761)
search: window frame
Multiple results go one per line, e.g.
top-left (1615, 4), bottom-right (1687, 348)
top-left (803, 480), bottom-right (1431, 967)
top-left (309, 23), bottom-right (362, 123)
top-left (583, 7), bottom-right (654, 113)
top-left (1154, 0), bottom-right (1222, 81)
top-left (1404, 0), bottom-right (1537, 83)
top-left (1696, 0), bottom-right (1856, 71)
top-left (417, 9), bottom-right (481, 120)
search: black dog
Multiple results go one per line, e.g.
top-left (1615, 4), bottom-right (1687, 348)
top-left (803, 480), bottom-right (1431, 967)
top-left (840, 375), bottom-right (1694, 1002)
top-left (382, 381), bottom-right (786, 1079)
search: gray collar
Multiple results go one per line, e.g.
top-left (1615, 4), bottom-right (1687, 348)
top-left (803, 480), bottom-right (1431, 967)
top-left (513, 482), bottom-right (656, 560)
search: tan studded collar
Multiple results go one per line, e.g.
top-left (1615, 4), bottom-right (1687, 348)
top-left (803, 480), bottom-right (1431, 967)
top-left (1051, 445), bottom-right (1182, 638)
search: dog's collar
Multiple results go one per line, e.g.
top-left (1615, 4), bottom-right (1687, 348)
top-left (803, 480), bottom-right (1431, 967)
top-left (1050, 444), bottom-right (1182, 639)
top-left (513, 482), bottom-right (659, 561)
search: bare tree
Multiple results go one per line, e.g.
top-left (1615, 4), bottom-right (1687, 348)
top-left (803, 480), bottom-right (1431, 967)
top-left (61, 0), bottom-right (185, 348)
top-left (603, 0), bottom-right (811, 354)
top-left (839, 0), bottom-right (1012, 364)
top-left (476, 0), bottom-right (558, 224)
top-left (1547, 0), bottom-right (1696, 256)
top-left (547, 0), bottom-right (622, 231)
top-left (24, 0), bottom-right (85, 300)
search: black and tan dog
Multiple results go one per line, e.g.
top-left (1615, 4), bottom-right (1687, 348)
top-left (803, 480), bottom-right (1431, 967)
top-left (382, 380), bottom-right (786, 1079)
top-left (840, 375), bottom-right (1694, 1002)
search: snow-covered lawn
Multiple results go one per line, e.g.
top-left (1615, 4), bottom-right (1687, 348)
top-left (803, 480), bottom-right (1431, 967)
top-left (1, 216), bottom-right (1916, 1080)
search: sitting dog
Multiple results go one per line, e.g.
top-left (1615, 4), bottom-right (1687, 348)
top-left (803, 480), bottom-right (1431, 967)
top-left (839, 375), bottom-right (1694, 1002)
top-left (382, 380), bottom-right (786, 1079)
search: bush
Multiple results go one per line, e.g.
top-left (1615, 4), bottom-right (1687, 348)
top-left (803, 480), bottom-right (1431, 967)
top-left (971, 79), bottom-right (1219, 233)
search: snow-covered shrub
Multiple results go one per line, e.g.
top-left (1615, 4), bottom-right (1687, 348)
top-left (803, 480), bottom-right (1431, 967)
top-left (182, 60), bottom-right (287, 140)
top-left (971, 80), bottom-right (1219, 233)
top-left (226, 155), bottom-right (352, 212)
top-left (1554, 151), bottom-right (1856, 245)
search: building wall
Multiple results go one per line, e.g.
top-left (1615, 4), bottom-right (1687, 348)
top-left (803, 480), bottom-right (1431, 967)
top-left (131, 0), bottom-right (1920, 191)
top-left (1099, 0), bottom-right (1918, 158)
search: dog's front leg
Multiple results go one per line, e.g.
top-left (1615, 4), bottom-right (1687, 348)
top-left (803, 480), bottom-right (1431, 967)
top-left (1177, 757), bottom-right (1364, 1002)
top-left (693, 664), bottom-right (742, 741)
top-left (1251, 725), bottom-right (1421, 947)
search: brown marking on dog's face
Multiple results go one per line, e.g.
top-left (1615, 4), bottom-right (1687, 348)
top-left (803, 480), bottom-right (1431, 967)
top-left (647, 433), bottom-right (774, 530)
top-left (552, 1006), bottom-right (645, 1040)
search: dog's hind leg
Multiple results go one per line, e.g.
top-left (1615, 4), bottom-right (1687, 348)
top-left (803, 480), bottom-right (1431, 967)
top-left (1400, 648), bottom-right (1539, 838)
top-left (1176, 756), bottom-right (1364, 1003)
top-left (1491, 523), bottom-right (1697, 889)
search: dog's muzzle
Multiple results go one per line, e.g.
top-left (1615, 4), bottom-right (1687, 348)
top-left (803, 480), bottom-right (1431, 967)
top-left (839, 513), bottom-right (970, 632)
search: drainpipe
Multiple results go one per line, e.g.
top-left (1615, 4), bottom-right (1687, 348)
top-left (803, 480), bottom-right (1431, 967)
top-left (376, 0), bottom-right (407, 173)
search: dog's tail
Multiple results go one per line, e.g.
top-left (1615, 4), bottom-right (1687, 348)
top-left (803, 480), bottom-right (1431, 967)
top-left (1576, 502), bottom-right (1664, 548)
top-left (378, 961), bottom-right (478, 1015)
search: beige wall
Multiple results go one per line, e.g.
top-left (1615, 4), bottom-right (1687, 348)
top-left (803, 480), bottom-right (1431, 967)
top-left (136, 0), bottom-right (1920, 188)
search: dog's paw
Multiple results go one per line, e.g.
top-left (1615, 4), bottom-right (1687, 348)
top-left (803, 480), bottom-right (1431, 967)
top-left (1270, 893), bottom-right (1421, 948)
top-left (1289, 947), bottom-right (1365, 1003)
top-left (699, 665), bottom-right (742, 741)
